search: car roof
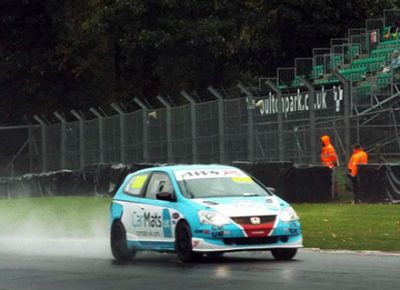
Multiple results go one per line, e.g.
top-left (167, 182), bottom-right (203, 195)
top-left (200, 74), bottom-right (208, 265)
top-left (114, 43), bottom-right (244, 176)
top-left (131, 164), bottom-right (240, 176)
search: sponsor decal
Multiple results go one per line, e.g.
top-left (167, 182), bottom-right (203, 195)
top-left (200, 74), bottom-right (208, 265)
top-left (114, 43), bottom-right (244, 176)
top-left (172, 212), bottom-right (180, 219)
top-left (234, 201), bottom-right (265, 209)
top-left (131, 209), bottom-right (173, 238)
top-left (132, 211), bottom-right (162, 228)
top-left (232, 176), bottom-right (253, 183)
top-left (130, 175), bottom-right (147, 189)
top-left (253, 86), bottom-right (343, 117)
top-left (162, 209), bottom-right (172, 238)
top-left (192, 240), bottom-right (200, 248)
top-left (175, 169), bottom-right (247, 181)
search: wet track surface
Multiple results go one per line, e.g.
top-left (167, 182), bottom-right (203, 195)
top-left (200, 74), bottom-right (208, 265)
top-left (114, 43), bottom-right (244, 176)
top-left (0, 241), bottom-right (399, 290)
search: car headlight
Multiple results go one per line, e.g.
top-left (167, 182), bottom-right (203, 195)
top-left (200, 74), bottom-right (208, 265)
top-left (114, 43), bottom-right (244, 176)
top-left (198, 210), bottom-right (231, 226)
top-left (280, 207), bottom-right (299, 222)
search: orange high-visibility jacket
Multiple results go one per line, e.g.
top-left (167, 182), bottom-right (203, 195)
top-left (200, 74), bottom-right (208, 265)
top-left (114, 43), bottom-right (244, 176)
top-left (348, 149), bottom-right (368, 177)
top-left (320, 135), bottom-right (338, 168)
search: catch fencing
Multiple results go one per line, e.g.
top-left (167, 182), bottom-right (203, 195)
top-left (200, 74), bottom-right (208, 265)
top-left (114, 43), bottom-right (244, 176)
top-left (0, 82), bottom-right (399, 178)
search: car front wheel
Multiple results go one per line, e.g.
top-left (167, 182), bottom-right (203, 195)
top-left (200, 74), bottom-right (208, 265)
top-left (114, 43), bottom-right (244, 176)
top-left (175, 221), bottom-right (202, 263)
top-left (110, 220), bottom-right (136, 262)
top-left (271, 248), bottom-right (297, 260)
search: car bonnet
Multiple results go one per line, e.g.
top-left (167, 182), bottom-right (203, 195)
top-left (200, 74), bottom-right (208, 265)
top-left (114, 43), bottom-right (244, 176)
top-left (190, 196), bottom-right (283, 217)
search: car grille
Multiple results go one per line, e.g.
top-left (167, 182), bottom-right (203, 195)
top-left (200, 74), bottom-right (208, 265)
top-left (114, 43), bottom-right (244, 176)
top-left (223, 236), bottom-right (279, 245)
top-left (231, 215), bottom-right (276, 225)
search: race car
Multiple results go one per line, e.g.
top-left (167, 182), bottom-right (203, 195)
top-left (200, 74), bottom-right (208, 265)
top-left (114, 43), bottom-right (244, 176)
top-left (110, 164), bottom-right (302, 262)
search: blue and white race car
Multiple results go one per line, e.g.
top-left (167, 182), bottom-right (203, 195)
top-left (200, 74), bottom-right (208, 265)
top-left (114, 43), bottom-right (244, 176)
top-left (110, 164), bottom-right (302, 262)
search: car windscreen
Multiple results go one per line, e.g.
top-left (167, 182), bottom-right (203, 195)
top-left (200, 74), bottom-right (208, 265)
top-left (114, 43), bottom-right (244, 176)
top-left (175, 169), bottom-right (271, 199)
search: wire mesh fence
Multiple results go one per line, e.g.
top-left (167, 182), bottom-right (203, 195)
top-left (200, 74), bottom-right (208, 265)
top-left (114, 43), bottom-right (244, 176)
top-left (1, 82), bottom-right (400, 177)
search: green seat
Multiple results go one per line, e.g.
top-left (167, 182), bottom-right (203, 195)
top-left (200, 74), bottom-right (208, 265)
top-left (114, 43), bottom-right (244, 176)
top-left (329, 55), bottom-right (342, 70)
top-left (291, 75), bottom-right (304, 88)
top-left (354, 81), bottom-right (373, 95)
top-left (310, 65), bottom-right (324, 79)
top-left (378, 39), bottom-right (400, 49)
top-left (371, 47), bottom-right (396, 61)
top-left (377, 71), bottom-right (391, 89)
top-left (350, 56), bottom-right (386, 73)
top-left (339, 67), bottom-right (366, 82)
top-left (347, 45), bottom-right (360, 59)
top-left (277, 84), bottom-right (288, 90)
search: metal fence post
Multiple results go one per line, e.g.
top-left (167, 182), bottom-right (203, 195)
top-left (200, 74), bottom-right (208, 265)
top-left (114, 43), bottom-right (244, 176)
top-left (334, 71), bottom-right (351, 162)
top-left (33, 115), bottom-right (48, 172)
top-left (71, 109), bottom-right (85, 168)
top-left (53, 111), bottom-right (67, 169)
top-left (111, 103), bottom-right (126, 164)
top-left (208, 86), bottom-right (225, 164)
top-left (157, 96), bottom-right (172, 163)
top-left (300, 77), bottom-right (317, 164)
top-left (181, 90), bottom-right (198, 164)
top-left (133, 98), bottom-right (149, 163)
top-left (27, 122), bottom-right (34, 173)
top-left (237, 83), bottom-right (255, 162)
top-left (265, 80), bottom-right (284, 161)
top-left (89, 107), bottom-right (105, 164)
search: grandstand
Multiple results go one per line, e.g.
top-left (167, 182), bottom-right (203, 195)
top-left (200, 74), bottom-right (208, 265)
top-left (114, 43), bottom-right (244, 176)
top-left (257, 8), bottom-right (400, 164)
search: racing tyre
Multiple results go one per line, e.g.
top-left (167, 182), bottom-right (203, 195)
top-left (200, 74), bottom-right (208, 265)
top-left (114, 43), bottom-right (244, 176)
top-left (176, 221), bottom-right (202, 263)
top-left (271, 248), bottom-right (297, 260)
top-left (111, 220), bottom-right (136, 262)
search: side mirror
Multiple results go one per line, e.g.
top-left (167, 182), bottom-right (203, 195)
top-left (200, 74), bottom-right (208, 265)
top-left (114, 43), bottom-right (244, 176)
top-left (267, 187), bottom-right (277, 194)
top-left (156, 192), bottom-right (176, 202)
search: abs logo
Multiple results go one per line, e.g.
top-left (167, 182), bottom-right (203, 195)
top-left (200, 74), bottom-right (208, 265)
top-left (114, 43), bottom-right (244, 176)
top-left (162, 209), bottom-right (172, 238)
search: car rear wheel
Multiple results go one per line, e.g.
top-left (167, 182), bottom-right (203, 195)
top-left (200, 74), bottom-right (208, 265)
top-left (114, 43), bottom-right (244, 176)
top-left (111, 220), bottom-right (136, 262)
top-left (271, 248), bottom-right (297, 260)
top-left (175, 221), bottom-right (202, 263)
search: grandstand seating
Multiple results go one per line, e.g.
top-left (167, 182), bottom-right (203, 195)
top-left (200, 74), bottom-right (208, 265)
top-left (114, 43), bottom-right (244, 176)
top-left (269, 11), bottom-right (400, 98)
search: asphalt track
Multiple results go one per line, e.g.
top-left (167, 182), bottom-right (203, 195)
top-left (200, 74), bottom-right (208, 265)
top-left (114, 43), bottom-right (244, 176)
top-left (0, 238), bottom-right (399, 290)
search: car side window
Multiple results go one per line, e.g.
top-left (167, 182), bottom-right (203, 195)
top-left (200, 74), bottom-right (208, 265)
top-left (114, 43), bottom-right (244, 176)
top-left (145, 173), bottom-right (174, 199)
top-left (124, 174), bottom-right (149, 196)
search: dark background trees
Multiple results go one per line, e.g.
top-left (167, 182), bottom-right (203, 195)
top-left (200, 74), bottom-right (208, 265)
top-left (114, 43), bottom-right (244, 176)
top-left (0, 0), bottom-right (397, 124)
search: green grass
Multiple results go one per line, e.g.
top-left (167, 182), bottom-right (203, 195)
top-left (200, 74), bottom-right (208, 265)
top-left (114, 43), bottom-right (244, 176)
top-left (0, 196), bottom-right (399, 252)
top-left (294, 203), bottom-right (400, 251)
top-left (0, 196), bottom-right (111, 239)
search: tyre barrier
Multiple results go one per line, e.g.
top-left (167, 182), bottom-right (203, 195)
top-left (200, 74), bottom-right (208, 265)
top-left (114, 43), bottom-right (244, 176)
top-left (358, 164), bottom-right (400, 203)
top-left (0, 163), bottom-right (155, 199)
top-left (1, 162), bottom-right (399, 203)
top-left (233, 161), bottom-right (332, 203)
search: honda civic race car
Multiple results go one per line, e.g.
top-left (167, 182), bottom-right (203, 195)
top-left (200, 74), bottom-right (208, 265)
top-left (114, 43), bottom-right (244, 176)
top-left (110, 164), bottom-right (302, 262)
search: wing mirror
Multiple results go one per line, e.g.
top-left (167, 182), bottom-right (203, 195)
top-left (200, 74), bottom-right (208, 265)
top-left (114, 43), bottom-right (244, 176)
top-left (156, 192), bottom-right (176, 202)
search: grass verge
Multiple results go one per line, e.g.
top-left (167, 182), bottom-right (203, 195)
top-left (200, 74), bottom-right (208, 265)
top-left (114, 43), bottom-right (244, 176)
top-left (294, 203), bottom-right (400, 251)
top-left (0, 197), bottom-right (399, 252)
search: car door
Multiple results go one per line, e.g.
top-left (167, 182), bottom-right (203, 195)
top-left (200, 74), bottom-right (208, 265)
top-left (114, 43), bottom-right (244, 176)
top-left (129, 172), bottom-right (177, 247)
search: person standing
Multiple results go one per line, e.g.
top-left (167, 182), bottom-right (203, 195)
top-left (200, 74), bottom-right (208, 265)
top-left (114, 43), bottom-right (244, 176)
top-left (320, 135), bottom-right (339, 199)
top-left (347, 144), bottom-right (368, 203)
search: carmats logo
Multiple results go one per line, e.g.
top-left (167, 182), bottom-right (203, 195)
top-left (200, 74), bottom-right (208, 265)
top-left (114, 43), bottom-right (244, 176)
top-left (132, 211), bottom-right (162, 228)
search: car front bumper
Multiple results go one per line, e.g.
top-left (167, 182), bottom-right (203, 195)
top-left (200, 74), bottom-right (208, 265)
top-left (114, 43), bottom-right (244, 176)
top-left (192, 234), bottom-right (303, 252)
